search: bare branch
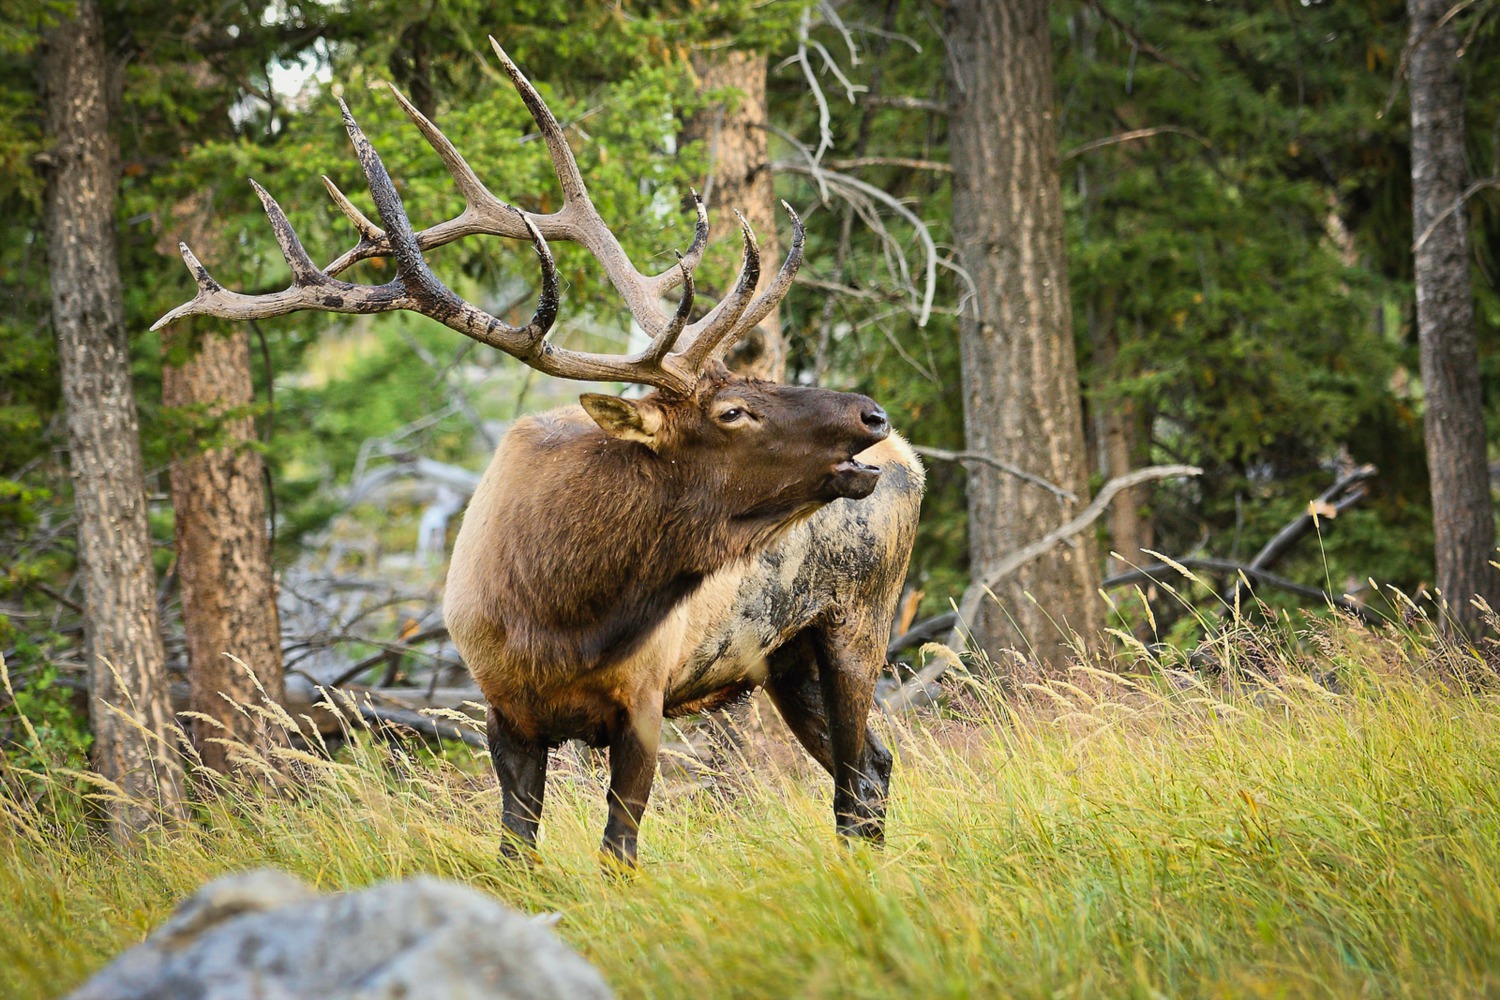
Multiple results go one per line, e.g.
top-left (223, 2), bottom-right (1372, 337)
top-left (948, 465), bottom-right (1204, 649)
top-left (771, 159), bottom-right (937, 327)
top-left (824, 155), bottom-right (953, 174)
top-left (1104, 557), bottom-right (1382, 625)
top-left (864, 94), bottom-right (946, 114)
top-left (783, 6), bottom-right (837, 159)
top-left (1085, 0), bottom-right (1201, 82)
top-left (1381, 0), bottom-right (1484, 118)
top-left (1222, 464), bottom-right (1377, 609)
top-left (1062, 126), bottom-right (1211, 161)
top-left (1411, 177), bottom-right (1500, 253)
top-left (877, 643), bottom-right (964, 714)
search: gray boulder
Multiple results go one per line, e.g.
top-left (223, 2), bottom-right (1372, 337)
top-left (66, 869), bottom-right (611, 1000)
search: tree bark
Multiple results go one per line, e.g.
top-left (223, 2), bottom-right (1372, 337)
top-left (946, 0), bottom-right (1103, 669)
top-left (40, 0), bottom-right (186, 835)
top-left (1407, 0), bottom-right (1497, 636)
top-left (162, 279), bottom-right (284, 772)
top-left (682, 50), bottom-right (785, 381)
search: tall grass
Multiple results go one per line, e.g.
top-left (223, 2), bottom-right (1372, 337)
top-left (3, 617), bottom-right (1499, 999)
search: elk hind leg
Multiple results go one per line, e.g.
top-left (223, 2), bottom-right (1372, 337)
top-left (768, 631), bottom-right (891, 843)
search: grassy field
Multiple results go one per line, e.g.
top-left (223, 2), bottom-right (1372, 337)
top-left (3, 616), bottom-right (1499, 999)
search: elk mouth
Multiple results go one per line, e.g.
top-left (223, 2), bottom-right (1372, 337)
top-left (829, 455), bottom-right (883, 499)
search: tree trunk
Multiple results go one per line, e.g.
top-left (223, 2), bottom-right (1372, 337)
top-left (682, 50), bottom-right (785, 381)
top-left (1407, 0), bottom-right (1496, 636)
top-left (40, 0), bottom-right (186, 836)
top-left (946, 0), bottom-right (1103, 669)
top-left (162, 268), bottom-right (284, 773)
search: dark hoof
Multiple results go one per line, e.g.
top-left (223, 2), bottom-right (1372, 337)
top-left (498, 836), bottom-right (540, 868)
top-left (837, 818), bottom-right (886, 846)
top-left (599, 844), bottom-right (641, 880)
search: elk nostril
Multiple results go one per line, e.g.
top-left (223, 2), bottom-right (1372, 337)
top-left (862, 404), bottom-right (890, 435)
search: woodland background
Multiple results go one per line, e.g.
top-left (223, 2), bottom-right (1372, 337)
top-left (1, 0), bottom-right (1498, 833)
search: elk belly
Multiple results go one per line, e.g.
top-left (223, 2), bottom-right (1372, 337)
top-left (663, 531), bottom-right (824, 717)
top-left (661, 559), bottom-right (775, 717)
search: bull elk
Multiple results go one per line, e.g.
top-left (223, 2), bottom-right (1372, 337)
top-left (155, 39), bottom-right (924, 866)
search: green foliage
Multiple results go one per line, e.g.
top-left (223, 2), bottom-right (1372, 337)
top-left (1055, 1), bottom-right (1416, 582)
top-left (4, 619), bottom-right (1500, 998)
top-left (0, 662), bottom-right (91, 775)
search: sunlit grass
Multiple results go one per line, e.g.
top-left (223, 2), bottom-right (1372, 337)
top-left (4, 616), bottom-right (1499, 999)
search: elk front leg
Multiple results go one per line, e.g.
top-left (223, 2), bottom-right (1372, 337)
top-left (487, 706), bottom-right (548, 863)
top-left (601, 698), bottom-right (663, 867)
top-left (809, 628), bottom-right (889, 843)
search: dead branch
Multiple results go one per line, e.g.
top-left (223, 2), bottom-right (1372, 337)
top-left (878, 643), bottom-right (963, 714)
top-left (324, 624), bottom-right (452, 688)
top-left (1105, 556), bottom-right (1382, 625)
top-left (1062, 125), bottom-right (1212, 161)
top-left (947, 464), bottom-right (1203, 649)
top-left (864, 94), bottom-right (945, 114)
top-left (824, 156), bottom-right (953, 174)
top-left (770, 158), bottom-right (938, 327)
top-left (887, 611), bottom-right (958, 658)
top-left (1411, 177), bottom-right (1500, 253)
top-left (1221, 464), bottom-right (1377, 609)
top-left (1084, 0), bottom-right (1201, 82)
top-left (1381, 0), bottom-right (1483, 117)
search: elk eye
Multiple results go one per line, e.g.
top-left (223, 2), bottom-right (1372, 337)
top-left (718, 407), bottom-right (745, 423)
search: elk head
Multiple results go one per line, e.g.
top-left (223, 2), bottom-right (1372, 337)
top-left (580, 364), bottom-right (889, 512)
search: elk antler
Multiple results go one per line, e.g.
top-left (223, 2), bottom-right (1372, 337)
top-left (152, 39), bottom-right (805, 396)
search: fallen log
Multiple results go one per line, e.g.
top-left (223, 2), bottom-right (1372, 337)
top-left (1221, 464), bottom-right (1377, 609)
top-left (1103, 556), bottom-right (1382, 625)
top-left (947, 464), bottom-right (1204, 649)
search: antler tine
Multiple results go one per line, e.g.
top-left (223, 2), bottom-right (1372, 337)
top-left (712, 202), bottom-right (805, 356)
top-left (248, 179), bottom-right (323, 284)
top-left (338, 98), bottom-right (426, 274)
top-left (672, 189), bottom-right (710, 287)
top-left (149, 242), bottom-right (221, 331)
top-left (321, 175), bottom-right (383, 241)
top-left (675, 212), bottom-right (761, 373)
top-left (639, 255), bottom-right (696, 365)
top-left (670, 202), bottom-right (804, 367)
top-left (489, 36), bottom-right (700, 337)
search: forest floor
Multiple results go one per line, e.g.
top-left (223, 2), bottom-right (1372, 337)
top-left (3, 614), bottom-right (1499, 999)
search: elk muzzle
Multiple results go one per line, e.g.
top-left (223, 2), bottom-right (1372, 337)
top-left (828, 398), bottom-right (890, 500)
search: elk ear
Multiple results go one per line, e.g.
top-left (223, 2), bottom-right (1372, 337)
top-left (580, 394), bottom-right (663, 448)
